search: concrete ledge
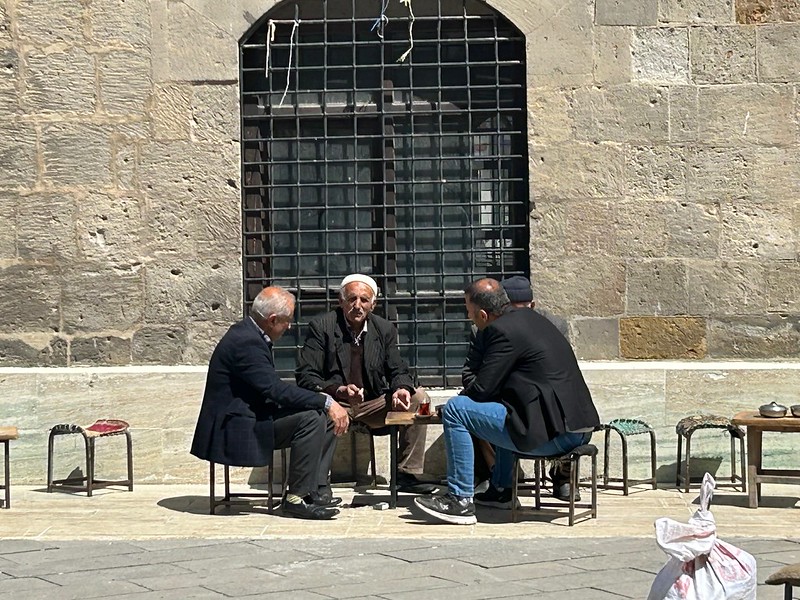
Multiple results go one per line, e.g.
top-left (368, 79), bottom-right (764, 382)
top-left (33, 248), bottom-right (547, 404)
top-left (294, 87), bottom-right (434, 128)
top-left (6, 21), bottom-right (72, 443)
top-left (2, 361), bottom-right (799, 484)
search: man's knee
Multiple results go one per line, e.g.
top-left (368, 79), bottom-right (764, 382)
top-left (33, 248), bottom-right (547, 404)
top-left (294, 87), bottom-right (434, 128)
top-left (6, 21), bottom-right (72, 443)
top-left (443, 394), bottom-right (471, 420)
top-left (293, 409), bottom-right (327, 436)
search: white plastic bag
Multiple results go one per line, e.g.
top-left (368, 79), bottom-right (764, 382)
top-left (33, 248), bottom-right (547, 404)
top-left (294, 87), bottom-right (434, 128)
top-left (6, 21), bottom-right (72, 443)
top-left (647, 473), bottom-right (756, 600)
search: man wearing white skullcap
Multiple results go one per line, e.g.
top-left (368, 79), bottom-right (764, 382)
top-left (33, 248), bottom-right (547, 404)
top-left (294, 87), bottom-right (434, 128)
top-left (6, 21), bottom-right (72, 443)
top-left (296, 273), bottom-right (435, 494)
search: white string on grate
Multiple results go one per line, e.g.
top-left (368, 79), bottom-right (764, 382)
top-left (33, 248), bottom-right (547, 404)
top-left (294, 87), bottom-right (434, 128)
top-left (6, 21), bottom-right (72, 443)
top-left (397, 0), bottom-right (415, 63)
top-left (371, 0), bottom-right (390, 39)
top-left (279, 17), bottom-right (299, 107)
top-left (264, 20), bottom-right (276, 78)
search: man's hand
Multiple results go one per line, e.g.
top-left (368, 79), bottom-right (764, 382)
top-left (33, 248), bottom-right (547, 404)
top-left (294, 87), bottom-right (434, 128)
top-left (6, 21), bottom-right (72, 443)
top-left (336, 384), bottom-right (364, 403)
top-left (391, 388), bottom-right (411, 411)
top-left (327, 400), bottom-right (350, 436)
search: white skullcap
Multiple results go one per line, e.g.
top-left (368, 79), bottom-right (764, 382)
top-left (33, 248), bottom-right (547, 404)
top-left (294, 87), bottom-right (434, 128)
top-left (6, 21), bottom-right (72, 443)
top-left (340, 274), bottom-right (378, 297)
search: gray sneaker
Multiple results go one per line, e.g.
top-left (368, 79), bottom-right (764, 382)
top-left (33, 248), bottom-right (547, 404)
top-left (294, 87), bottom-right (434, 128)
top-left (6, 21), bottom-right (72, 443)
top-left (414, 493), bottom-right (477, 525)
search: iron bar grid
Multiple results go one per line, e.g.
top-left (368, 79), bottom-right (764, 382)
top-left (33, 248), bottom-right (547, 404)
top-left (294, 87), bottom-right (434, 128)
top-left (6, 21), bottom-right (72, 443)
top-left (240, 0), bottom-right (529, 387)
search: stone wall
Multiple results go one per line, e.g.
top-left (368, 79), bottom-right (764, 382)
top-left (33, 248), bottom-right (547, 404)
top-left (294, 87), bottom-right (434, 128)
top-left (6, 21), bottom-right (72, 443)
top-left (1, 0), bottom-right (799, 482)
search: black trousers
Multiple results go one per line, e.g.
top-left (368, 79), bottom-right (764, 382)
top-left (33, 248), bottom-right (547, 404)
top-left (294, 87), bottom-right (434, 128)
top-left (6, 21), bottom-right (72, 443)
top-left (272, 408), bottom-right (335, 497)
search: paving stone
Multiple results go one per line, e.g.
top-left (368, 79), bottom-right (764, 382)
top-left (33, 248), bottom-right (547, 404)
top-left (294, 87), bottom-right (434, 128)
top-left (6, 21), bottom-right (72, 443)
top-left (2, 541), bottom-right (146, 567)
top-left (757, 24), bottom-right (800, 82)
top-left (690, 25), bottom-right (757, 83)
top-left (0, 576), bottom-right (61, 595)
top-left (23, 47), bottom-right (95, 114)
top-left (697, 84), bottom-right (796, 147)
top-left (306, 575), bottom-right (454, 599)
top-left (593, 26), bottom-right (632, 84)
top-left (596, 0), bottom-right (658, 25)
top-left (385, 580), bottom-right (534, 600)
top-left (631, 27), bottom-right (690, 83)
top-left (620, 316), bottom-right (707, 359)
top-left (111, 587), bottom-right (226, 599)
top-left (660, 0), bottom-right (735, 23)
top-left (128, 565), bottom-right (282, 592)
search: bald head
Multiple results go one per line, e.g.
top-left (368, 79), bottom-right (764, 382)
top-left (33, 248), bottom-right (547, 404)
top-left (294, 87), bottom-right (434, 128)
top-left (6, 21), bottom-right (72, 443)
top-left (464, 278), bottom-right (509, 316)
top-left (250, 286), bottom-right (296, 340)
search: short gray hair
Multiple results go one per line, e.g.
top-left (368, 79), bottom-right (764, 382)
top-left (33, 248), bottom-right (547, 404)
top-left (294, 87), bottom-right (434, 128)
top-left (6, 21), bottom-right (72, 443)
top-left (464, 279), bottom-right (509, 317)
top-left (250, 286), bottom-right (295, 321)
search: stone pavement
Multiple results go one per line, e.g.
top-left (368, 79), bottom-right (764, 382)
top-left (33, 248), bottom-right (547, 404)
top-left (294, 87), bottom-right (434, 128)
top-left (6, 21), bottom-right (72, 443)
top-left (1, 484), bottom-right (799, 599)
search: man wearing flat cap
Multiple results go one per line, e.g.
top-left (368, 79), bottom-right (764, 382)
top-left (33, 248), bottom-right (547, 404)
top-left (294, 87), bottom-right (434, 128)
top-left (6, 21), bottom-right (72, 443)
top-left (296, 274), bottom-right (434, 493)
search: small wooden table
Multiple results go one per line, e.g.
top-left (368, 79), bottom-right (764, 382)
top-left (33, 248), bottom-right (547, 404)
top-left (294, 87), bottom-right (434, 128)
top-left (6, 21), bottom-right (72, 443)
top-left (731, 410), bottom-right (800, 508)
top-left (385, 411), bottom-right (441, 509)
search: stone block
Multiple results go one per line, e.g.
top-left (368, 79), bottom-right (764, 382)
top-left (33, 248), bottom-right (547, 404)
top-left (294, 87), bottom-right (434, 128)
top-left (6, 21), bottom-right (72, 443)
top-left (690, 25), bottom-right (757, 83)
top-left (570, 85), bottom-right (669, 143)
top-left (113, 138), bottom-right (138, 191)
top-left (596, 0), bottom-right (658, 25)
top-left (687, 147), bottom-right (752, 201)
top-left (593, 26), bottom-right (632, 84)
top-left (526, 89), bottom-right (574, 144)
top-left (685, 260), bottom-right (768, 314)
top-left (16, 192), bottom-right (77, 260)
top-left (22, 48), bottom-right (95, 114)
top-left (572, 318), bottom-right (620, 359)
top-left (626, 259), bottom-right (689, 315)
top-left (626, 145), bottom-right (687, 198)
top-left (620, 316), bottom-right (707, 358)
top-left (75, 192), bottom-right (145, 265)
top-left (0, 336), bottom-right (68, 367)
top-left (183, 322), bottom-right (234, 364)
top-left (631, 27), bottom-right (690, 84)
top-left (192, 84), bottom-right (240, 143)
top-left (149, 83), bottom-right (192, 140)
top-left (90, 0), bottom-right (151, 48)
top-left (60, 263), bottom-right (145, 333)
top-left (0, 197), bottom-right (13, 259)
top-left (42, 123), bottom-right (112, 187)
top-left (583, 368), bottom-right (665, 425)
top-left (0, 122), bottom-right (37, 189)
top-left (132, 326), bottom-right (188, 364)
top-left (525, 0), bottom-right (594, 85)
top-left (0, 374), bottom-right (39, 429)
top-left (708, 315), bottom-right (800, 357)
top-left (70, 336), bottom-right (132, 365)
top-left (660, 0), bottom-right (735, 23)
top-left (564, 200), bottom-right (617, 256)
top-left (766, 261), bottom-right (800, 311)
top-left (615, 199), bottom-right (670, 257)
top-left (697, 84), bottom-right (796, 146)
top-left (99, 51), bottom-right (152, 116)
top-left (165, 1), bottom-right (237, 81)
top-left (16, 0), bottom-right (84, 45)
top-left (143, 260), bottom-right (240, 324)
top-left (736, 0), bottom-right (800, 23)
top-left (530, 143), bottom-right (626, 199)
top-left (757, 24), bottom-right (800, 82)
top-left (195, 195), bottom-right (241, 258)
top-left (0, 48), bottom-right (19, 117)
top-left (720, 199), bottom-right (795, 259)
top-left (0, 3), bottom-right (10, 45)
top-left (0, 264), bottom-right (60, 332)
top-left (664, 201), bottom-right (721, 258)
top-left (750, 147), bottom-right (800, 201)
top-left (668, 85), bottom-right (698, 142)
top-left (533, 257), bottom-right (625, 316)
top-left (530, 201), bottom-right (567, 258)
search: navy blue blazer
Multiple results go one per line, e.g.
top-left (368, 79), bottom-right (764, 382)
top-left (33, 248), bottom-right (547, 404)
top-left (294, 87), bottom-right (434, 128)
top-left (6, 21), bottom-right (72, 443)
top-left (191, 318), bottom-right (326, 466)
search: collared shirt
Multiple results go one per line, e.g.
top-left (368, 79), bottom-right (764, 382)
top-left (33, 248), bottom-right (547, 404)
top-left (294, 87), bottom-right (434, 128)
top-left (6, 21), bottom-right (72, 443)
top-left (348, 320), bottom-right (368, 346)
top-left (249, 316), bottom-right (273, 353)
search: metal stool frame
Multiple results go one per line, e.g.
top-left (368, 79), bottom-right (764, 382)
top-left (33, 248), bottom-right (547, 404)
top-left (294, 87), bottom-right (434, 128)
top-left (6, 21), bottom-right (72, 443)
top-left (675, 417), bottom-right (746, 493)
top-left (209, 448), bottom-right (288, 514)
top-left (601, 420), bottom-right (658, 495)
top-left (0, 427), bottom-right (19, 509)
top-left (511, 444), bottom-right (598, 526)
top-left (47, 424), bottom-right (133, 497)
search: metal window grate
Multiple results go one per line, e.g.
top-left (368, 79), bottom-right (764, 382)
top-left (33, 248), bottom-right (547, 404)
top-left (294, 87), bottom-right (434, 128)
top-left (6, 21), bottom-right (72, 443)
top-left (240, 0), bottom-right (529, 387)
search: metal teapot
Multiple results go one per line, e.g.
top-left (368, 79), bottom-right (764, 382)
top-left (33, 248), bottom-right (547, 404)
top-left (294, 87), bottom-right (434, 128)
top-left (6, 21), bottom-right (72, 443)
top-left (791, 404), bottom-right (800, 418)
top-left (759, 401), bottom-right (788, 418)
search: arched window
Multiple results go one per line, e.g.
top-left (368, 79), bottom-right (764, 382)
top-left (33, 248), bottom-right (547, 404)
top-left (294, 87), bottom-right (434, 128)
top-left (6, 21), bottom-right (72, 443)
top-left (240, 0), bottom-right (528, 386)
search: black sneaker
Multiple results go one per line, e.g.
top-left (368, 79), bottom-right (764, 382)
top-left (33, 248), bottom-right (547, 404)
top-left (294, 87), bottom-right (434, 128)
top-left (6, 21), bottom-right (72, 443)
top-left (474, 484), bottom-right (520, 509)
top-left (414, 493), bottom-right (477, 525)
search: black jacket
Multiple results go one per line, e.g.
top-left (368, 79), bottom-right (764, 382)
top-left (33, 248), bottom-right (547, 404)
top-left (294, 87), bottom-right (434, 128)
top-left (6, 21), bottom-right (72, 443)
top-left (462, 307), bottom-right (599, 452)
top-left (191, 318), bottom-right (326, 466)
top-left (295, 308), bottom-right (415, 400)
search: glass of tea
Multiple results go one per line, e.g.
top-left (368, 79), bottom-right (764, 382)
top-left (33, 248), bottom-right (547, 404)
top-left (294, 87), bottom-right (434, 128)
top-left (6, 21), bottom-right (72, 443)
top-left (417, 395), bottom-right (431, 416)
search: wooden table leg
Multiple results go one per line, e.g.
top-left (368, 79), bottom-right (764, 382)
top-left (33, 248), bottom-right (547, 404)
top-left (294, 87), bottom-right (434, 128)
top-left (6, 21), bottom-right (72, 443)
top-left (746, 428), bottom-right (762, 509)
top-left (389, 425), bottom-right (398, 509)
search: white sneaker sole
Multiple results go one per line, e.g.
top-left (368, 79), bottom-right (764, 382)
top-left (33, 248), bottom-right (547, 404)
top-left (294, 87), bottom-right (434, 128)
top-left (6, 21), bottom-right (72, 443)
top-left (414, 498), bottom-right (477, 525)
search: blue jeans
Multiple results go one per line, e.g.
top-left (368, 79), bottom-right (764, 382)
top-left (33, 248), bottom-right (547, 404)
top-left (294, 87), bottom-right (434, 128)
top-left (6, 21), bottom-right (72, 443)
top-left (441, 395), bottom-right (592, 497)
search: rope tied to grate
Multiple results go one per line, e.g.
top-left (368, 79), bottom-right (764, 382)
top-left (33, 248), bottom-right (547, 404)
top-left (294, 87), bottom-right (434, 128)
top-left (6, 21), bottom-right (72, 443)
top-left (263, 5), bottom-right (300, 107)
top-left (371, 0), bottom-right (390, 39)
top-left (396, 0), bottom-right (415, 63)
